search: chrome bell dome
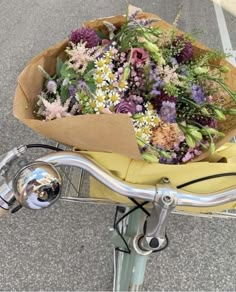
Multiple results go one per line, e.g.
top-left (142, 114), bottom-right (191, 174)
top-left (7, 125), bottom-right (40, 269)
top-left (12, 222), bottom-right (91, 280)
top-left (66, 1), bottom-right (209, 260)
top-left (13, 161), bottom-right (62, 210)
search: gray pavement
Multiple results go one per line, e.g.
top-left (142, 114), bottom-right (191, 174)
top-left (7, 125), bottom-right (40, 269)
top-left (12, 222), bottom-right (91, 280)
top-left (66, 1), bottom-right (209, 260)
top-left (0, 0), bottom-right (236, 291)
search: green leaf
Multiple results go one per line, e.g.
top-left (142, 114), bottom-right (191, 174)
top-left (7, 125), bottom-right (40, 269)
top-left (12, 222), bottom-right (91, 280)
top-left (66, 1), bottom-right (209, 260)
top-left (142, 152), bottom-right (159, 163)
top-left (83, 62), bottom-right (95, 78)
top-left (86, 80), bottom-right (96, 94)
top-left (201, 127), bottom-right (225, 137)
top-left (185, 134), bottom-right (196, 148)
top-left (225, 108), bottom-right (236, 115)
top-left (188, 129), bottom-right (202, 141)
top-left (159, 150), bottom-right (172, 159)
top-left (38, 65), bottom-right (52, 80)
top-left (70, 80), bottom-right (78, 85)
top-left (56, 57), bottom-right (64, 77)
top-left (95, 29), bottom-right (108, 40)
top-left (61, 63), bottom-right (77, 79)
top-left (210, 142), bottom-right (216, 154)
top-left (60, 86), bottom-right (70, 103)
top-left (213, 108), bottom-right (226, 120)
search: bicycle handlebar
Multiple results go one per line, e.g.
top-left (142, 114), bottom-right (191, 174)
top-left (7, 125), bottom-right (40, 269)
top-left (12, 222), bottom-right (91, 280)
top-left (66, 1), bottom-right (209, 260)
top-left (37, 151), bottom-right (236, 208)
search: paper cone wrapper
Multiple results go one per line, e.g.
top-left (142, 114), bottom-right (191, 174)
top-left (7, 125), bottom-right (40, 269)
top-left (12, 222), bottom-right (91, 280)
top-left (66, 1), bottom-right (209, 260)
top-left (13, 12), bottom-right (236, 161)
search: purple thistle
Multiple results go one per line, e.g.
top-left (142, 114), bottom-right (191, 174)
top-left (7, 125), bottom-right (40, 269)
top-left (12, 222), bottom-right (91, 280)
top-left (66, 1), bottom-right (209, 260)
top-left (47, 80), bottom-right (57, 94)
top-left (174, 35), bottom-right (193, 63)
top-left (69, 28), bottom-right (100, 48)
top-left (191, 84), bottom-right (205, 104)
top-left (159, 101), bottom-right (177, 123)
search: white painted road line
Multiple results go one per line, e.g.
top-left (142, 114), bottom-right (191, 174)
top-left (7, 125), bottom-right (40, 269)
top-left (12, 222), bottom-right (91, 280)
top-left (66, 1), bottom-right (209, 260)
top-left (213, 0), bottom-right (236, 66)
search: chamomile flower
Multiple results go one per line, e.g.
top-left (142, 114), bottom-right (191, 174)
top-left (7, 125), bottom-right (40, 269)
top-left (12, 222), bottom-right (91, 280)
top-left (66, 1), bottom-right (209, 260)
top-left (117, 80), bottom-right (128, 92)
top-left (108, 91), bottom-right (121, 106)
top-left (95, 89), bottom-right (106, 102)
top-left (94, 74), bottom-right (107, 87)
top-left (132, 109), bottom-right (160, 142)
top-left (94, 102), bottom-right (106, 113)
top-left (106, 46), bottom-right (118, 57)
top-left (95, 58), bottom-right (106, 68)
top-left (106, 71), bottom-right (117, 83)
top-left (101, 64), bottom-right (111, 75)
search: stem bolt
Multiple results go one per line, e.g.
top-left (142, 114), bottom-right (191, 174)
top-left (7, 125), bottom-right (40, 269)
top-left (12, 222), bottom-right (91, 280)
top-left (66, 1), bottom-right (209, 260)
top-left (162, 195), bottom-right (174, 205)
top-left (161, 177), bottom-right (170, 184)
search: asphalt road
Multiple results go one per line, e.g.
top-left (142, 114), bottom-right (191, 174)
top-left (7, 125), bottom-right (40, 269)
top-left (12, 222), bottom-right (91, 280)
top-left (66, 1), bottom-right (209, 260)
top-left (0, 0), bottom-right (236, 291)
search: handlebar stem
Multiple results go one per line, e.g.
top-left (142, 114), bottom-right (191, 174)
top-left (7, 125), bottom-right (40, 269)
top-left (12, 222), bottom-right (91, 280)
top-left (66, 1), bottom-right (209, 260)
top-left (138, 185), bottom-right (176, 252)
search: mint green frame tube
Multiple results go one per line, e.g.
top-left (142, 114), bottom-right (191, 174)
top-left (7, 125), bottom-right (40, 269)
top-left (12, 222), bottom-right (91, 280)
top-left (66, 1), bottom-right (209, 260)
top-left (113, 209), bottom-right (149, 291)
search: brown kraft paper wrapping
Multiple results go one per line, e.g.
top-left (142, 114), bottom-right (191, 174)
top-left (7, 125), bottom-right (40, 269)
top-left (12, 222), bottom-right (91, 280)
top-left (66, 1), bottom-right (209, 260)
top-left (13, 12), bottom-right (236, 161)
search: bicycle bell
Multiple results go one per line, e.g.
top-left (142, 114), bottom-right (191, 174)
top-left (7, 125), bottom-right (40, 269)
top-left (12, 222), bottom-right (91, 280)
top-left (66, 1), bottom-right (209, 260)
top-left (13, 161), bottom-right (62, 210)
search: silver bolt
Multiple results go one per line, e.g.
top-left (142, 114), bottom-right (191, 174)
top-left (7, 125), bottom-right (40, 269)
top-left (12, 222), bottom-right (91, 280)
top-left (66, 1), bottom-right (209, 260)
top-left (162, 195), bottom-right (173, 205)
top-left (161, 177), bottom-right (170, 184)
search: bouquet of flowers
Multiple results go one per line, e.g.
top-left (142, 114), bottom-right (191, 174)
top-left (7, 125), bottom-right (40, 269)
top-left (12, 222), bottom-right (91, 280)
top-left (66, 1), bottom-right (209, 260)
top-left (14, 6), bottom-right (236, 164)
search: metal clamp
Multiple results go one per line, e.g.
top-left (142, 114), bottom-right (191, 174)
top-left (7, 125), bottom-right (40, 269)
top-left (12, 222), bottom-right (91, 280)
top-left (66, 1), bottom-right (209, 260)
top-left (137, 178), bottom-right (176, 253)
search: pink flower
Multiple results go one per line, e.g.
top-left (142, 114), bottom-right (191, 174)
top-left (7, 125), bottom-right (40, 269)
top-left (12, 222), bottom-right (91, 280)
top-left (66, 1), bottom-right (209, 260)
top-left (102, 39), bottom-right (112, 46)
top-left (102, 108), bottom-right (113, 114)
top-left (182, 151), bottom-right (194, 163)
top-left (131, 48), bottom-right (149, 64)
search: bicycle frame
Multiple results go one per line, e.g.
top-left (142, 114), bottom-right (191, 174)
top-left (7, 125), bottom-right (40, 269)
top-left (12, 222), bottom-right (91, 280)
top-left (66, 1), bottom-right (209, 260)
top-left (113, 208), bottom-right (149, 291)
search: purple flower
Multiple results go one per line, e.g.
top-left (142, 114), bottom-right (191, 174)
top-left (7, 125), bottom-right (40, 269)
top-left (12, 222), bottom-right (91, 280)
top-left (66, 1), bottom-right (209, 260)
top-left (191, 84), bottom-right (205, 104)
top-left (182, 151), bottom-right (194, 163)
top-left (47, 80), bottom-right (57, 94)
top-left (151, 91), bottom-right (176, 111)
top-left (131, 48), bottom-right (149, 65)
top-left (151, 89), bottom-right (161, 96)
top-left (69, 85), bottom-right (77, 97)
top-left (136, 104), bottom-right (143, 112)
top-left (174, 35), bottom-right (193, 63)
top-left (150, 74), bottom-right (165, 98)
top-left (159, 101), bottom-right (177, 123)
top-left (69, 28), bottom-right (100, 48)
top-left (115, 99), bottom-right (136, 115)
top-left (194, 115), bottom-right (216, 127)
top-left (78, 80), bottom-right (92, 97)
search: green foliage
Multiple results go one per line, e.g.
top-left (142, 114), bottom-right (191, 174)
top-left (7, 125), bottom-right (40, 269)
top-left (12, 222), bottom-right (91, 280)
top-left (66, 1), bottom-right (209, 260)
top-left (115, 20), bottom-right (162, 51)
top-left (164, 83), bottom-right (179, 96)
top-left (56, 57), bottom-right (64, 76)
top-left (86, 79), bottom-right (96, 94)
top-left (60, 86), bottom-right (70, 103)
top-left (60, 62), bottom-right (77, 79)
top-left (83, 61), bottom-right (95, 77)
top-left (75, 91), bottom-right (95, 114)
top-left (95, 29), bottom-right (108, 40)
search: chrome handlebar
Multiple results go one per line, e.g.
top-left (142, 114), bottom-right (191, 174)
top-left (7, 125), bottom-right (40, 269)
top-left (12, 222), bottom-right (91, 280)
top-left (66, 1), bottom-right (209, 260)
top-left (37, 151), bottom-right (236, 208)
top-left (37, 151), bottom-right (156, 202)
top-left (0, 147), bottom-right (236, 212)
